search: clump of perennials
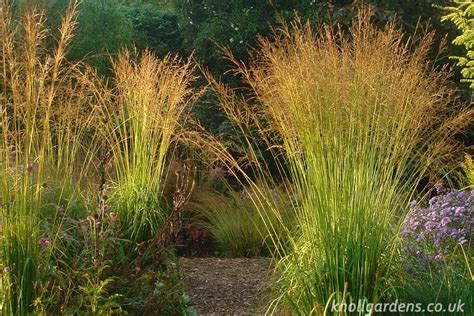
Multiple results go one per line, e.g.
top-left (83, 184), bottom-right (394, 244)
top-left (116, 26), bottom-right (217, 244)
top-left (402, 184), bottom-right (473, 271)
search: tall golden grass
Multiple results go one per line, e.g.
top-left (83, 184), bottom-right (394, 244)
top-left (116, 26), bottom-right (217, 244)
top-left (90, 49), bottom-right (197, 243)
top-left (0, 0), bottom-right (99, 314)
top-left (204, 8), bottom-right (473, 314)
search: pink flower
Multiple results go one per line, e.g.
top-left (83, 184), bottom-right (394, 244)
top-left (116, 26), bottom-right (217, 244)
top-left (109, 212), bottom-right (117, 221)
top-left (38, 237), bottom-right (50, 247)
top-left (4, 266), bottom-right (11, 273)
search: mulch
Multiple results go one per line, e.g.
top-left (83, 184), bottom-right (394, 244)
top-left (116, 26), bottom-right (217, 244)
top-left (180, 257), bottom-right (274, 315)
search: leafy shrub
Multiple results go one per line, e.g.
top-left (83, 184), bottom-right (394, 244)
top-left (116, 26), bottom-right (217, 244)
top-left (115, 258), bottom-right (194, 315)
top-left (47, 0), bottom-right (132, 75)
top-left (121, 3), bottom-right (183, 57)
top-left (440, 0), bottom-right (474, 89)
top-left (175, 221), bottom-right (214, 257)
top-left (34, 186), bottom-right (192, 315)
top-left (35, 194), bottom-right (122, 314)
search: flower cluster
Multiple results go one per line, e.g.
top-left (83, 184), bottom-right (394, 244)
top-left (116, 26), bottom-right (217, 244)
top-left (401, 184), bottom-right (473, 266)
top-left (209, 166), bottom-right (227, 182)
top-left (38, 237), bottom-right (50, 247)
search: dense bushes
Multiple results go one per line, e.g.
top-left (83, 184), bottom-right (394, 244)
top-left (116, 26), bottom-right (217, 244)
top-left (122, 3), bottom-right (183, 58)
top-left (47, 0), bottom-right (132, 74)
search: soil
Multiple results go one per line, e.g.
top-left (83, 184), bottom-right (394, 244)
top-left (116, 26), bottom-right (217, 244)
top-left (180, 257), bottom-right (274, 315)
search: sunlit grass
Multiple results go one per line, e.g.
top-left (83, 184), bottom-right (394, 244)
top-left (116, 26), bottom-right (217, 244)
top-left (204, 8), bottom-right (473, 314)
top-left (0, 1), bottom-right (99, 314)
top-left (92, 49), bottom-right (197, 244)
top-left (196, 187), bottom-right (292, 257)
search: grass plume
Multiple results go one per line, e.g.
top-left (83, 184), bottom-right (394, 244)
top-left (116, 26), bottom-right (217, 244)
top-left (0, 1), bottom-right (99, 313)
top-left (205, 8), bottom-right (473, 314)
top-left (93, 49), bottom-right (197, 243)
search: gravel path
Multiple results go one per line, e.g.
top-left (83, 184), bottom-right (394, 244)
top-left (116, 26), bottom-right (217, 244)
top-left (180, 257), bottom-right (273, 315)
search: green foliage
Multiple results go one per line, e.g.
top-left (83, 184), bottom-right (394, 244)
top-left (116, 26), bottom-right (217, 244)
top-left (173, 0), bottom-right (451, 75)
top-left (441, 0), bottom-right (474, 89)
top-left (34, 189), bottom-right (122, 314)
top-left (173, 0), bottom-right (316, 76)
top-left (35, 188), bottom-right (190, 315)
top-left (393, 245), bottom-right (473, 315)
top-left (116, 261), bottom-right (194, 315)
top-left (74, 267), bottom-right (123, 315)
top-left (121, 3), bottom-right (183, 57)
top-left (47, 0), bottom-right (132, 74)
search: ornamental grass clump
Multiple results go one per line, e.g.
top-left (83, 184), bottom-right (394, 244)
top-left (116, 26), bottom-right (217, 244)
top-left (0, 1), bottom-right (96, 314)
top-left (95, 49), bottom-right (196, 243)
top-left (207, 8), bottom-right (474, 314)
top-left (198, 187), bottom-right (292, 257)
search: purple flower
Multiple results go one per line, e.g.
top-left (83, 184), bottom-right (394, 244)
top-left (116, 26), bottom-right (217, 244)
top-left (440, 217), bottom-right (451, 226)
top-left (38, 237), bottom-right (50, 247)
top-left (424, 221), bottom-right (438, 233)
top-left (209, 166), bottom-right (227, 182)
top-left (401, 186), bottom-right (473, 272)
top-left (3, 266), bottom-right (11, 273)
top-left (27, 163), bottom-right (34, 174)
